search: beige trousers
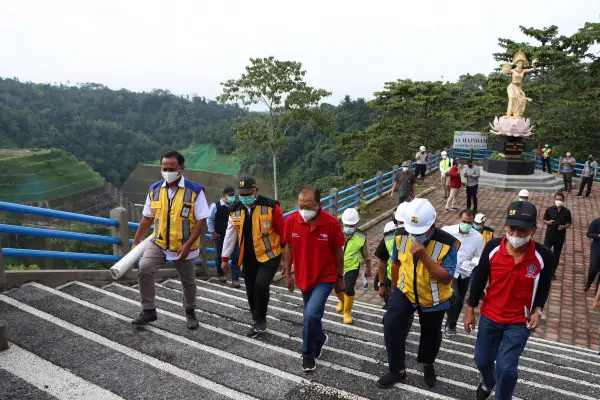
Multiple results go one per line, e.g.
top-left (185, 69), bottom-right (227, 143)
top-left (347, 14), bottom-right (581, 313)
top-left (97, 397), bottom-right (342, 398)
top-left (440, 175), bottom-right (450, 197)
top-left (445, 188), bottom-right (459, 210)
top-left (138, 243), bottom-right (197, 310)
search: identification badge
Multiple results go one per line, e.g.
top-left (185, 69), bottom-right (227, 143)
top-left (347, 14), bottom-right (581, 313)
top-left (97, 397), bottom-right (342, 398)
top-left (461, 260), bottom-right (476, 273)
top-left (181, 204), bottom-right (191, 218)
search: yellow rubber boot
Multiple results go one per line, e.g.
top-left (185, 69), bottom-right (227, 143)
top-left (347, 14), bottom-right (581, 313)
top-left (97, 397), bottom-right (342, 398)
top-left (335, 292), bottom-right (345, 313)
top-left (343, 295), bottom-right (354, 324)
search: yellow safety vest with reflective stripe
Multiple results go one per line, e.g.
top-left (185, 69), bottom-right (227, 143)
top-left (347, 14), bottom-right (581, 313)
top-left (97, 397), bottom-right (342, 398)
top-left (384, 231), bottom-right (395, 280)
top-left (481, 227), bottom-right (494, 246)
top-left (343, 230), bottom-right (367, 274)
top-left (149, 180), bottom-right (203, 252)
top-left (230, 196), bottom-right (282, 265)
top-left (395, 229), bottom-right (456, 308)
top-left (542, 148), bottom-right (552, 158)
top-left (440, 158), bottom-right (451, 172)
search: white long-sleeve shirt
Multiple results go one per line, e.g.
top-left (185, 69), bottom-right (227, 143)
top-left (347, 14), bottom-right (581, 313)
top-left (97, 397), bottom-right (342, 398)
top-left (442, 224), bottom-right (484, 278)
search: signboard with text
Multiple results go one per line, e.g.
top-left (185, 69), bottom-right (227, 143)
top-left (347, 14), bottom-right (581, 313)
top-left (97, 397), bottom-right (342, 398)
top-left (504, 141), bottom-right (525, 155)
top-left (453, 131), bottom-right (487, 149)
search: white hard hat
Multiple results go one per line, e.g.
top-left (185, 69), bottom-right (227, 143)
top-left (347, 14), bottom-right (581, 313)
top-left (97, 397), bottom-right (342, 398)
top-left (420, 146), bottom-right (426, 151)
top-left (384, 221), bottom-right (397, 233)
top-left (394, 201), bottom-right (409, 223)
top-left (403, 198), bottom-right (436, 235)
top-left (441, 151), bottom-right (447, 156)
top-left (518, 189), bottom-right (529, 197)
top-left (341, 208), bottom-right (360, 225)
top-left (474, 213), bottom-right (486, 224)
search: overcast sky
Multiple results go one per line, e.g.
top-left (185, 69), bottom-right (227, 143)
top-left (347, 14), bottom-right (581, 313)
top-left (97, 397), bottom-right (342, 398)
top-left (1, 0), bottom-right (598, 107)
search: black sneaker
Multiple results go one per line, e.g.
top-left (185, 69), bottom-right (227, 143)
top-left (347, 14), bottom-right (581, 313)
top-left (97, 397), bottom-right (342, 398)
top-left (131, 308), bottom-right (157, 326)
top-left (186, 309), bottom-right (199, 330)
top-left (302, 357), bottom-right (316, 372)
top-left (445, 208), bottom-right (451, 212)
top-left (451, 207), bottom-right (459, 211)
top-left (476, 382), bottom-right (493, 400)
top-left (423, 365), bottom-right (436, 388)
top-left (315, 334), bottom-right (329, 359)
top-left (376, 371), bottom-right (407, 389)
top-left (246, 320), bottom-right (267, 338)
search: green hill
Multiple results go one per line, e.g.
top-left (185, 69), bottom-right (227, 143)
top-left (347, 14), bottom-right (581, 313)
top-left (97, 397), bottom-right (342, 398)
top-left (146, 144), bottom-right (240, 176)
top-left (0, 149), bottom-right (104, 203)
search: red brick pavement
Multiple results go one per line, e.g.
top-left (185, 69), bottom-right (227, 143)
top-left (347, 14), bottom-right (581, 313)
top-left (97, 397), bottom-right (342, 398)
top-left (354, 175), bottom-right (600, 350)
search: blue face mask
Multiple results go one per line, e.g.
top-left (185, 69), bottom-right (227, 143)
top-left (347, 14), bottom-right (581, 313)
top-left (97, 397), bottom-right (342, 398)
top-left (459, 223), bottom-right (472, 234)
top-left (410, 233), bottom-right (429, 243)
top-left (226, 195), bottom-right (236, 204)
top-left (343, 227), bottom-right (356, 235)
top-left (239, 195), bottom-right (256, 206)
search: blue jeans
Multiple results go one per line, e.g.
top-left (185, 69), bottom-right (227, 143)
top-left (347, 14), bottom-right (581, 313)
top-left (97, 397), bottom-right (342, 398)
top-left (301, 282), bottom-right (335, 358)
top-left (215, 236), bottom-right (240, 281)
top-left (474, 315), bottom-right (530, 400)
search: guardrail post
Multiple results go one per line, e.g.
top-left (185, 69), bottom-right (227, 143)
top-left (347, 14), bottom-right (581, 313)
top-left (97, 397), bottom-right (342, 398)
top-left (376, 171), bottom-right (383, 195)
top-left (110, 207), bottom-right (130, 257)
top-left (197, 229), bottom-right (209, 277)
top-left (355, 178), bottom-right (364, 209)
top-left (469, 148), bottom-right (473, 160)
top-left (328, 188), bottom-right (338, 217)
top-left (0, 248), bottom-right (5, 293)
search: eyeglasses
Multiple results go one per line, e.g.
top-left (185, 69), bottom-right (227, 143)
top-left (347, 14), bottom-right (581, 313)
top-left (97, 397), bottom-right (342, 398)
top-left (297, 204), bottom-right (319, 211)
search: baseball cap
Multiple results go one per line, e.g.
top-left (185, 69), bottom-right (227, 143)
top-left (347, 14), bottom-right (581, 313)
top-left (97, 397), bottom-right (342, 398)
top-left (403, 198), bottom-right (437, 235)
top-left (222, 186), bottom-right (235, 195)
top-left (518, 189), bottom-right (529, 197)
top-left (505, 201), bottom-right (537, 229)
top-left (474, 213), bottom-right (486, 224)
top-left (237, 175), bottom-right (257, 195)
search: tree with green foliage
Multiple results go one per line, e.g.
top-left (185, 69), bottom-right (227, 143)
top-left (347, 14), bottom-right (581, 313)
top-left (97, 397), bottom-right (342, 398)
top-left (217, 57), bottom-right (332, 199)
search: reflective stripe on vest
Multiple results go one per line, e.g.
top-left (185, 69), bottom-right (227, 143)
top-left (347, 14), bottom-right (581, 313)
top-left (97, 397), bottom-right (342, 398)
top-left (261, 206), bottom-right (276, 259)
top-left (440, 158), bottom-right (451, 171)
top-left (343, 232), bottom-right (366, 274)
top-left (384, 233), bottom-right (395, 280)
top-left (230, 203), bottom-right (281, 265)
top-left (482, 229), bottom-right (494, 245)
top-left (542, 148), bottom-right (551, 157)
top-left (150, 185), bottom-right (199, 252)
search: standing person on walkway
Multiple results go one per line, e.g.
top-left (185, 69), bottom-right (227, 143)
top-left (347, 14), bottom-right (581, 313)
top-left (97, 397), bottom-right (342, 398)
top-left (415, 146), bottom-right (428, 181)
top-left (442, 209), bottom-right (484, 338)
top-left (576, 154), bottom-right (598, 198)
top-left (335, 208), bottom-right (371, 324)
top-left (283, 186), bottom-right (345, 372)
top-left (585, 217), bottom-right (600, 293)
top-left (208, 186), bottom-right (241, 286)
top-left (518, 189), bottom-right (529, 202)
top-left (445, 159), bottom-right (461, 212)
top-left (463, 159), bottom-right (480, 213)
top-left (131, 151), bottom-right (210, 329)
top-left (377, 199), bottom-right (457, 389)
top-left (560, 151), bottom-right (577, 193)
top-left (439, 151), bottom-right (453, 198)
top-left (376, 203), bottom-right (408, 310)
top-left (465, 201), bottom-right (555, 400)
top-left (540, 144), bottom-right (552, 173)
top-left (542, 192), bottom-right (572, 280)
top-left (390, 161), bottom-right (416, 205)
top-left (221, 175), bottom-right (285, 337)
top-left (474, 213), bottom-right (494, 245)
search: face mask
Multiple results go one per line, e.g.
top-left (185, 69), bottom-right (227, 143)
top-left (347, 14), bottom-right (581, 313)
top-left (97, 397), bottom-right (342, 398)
top-left (402, 167), bottom-right (408, 172)
top-left (299, 209), bottom-right (317, 222)
top-left (410, 232), bottom-right (429, 244)
top-left (519, 198), bottom-right (527, 202)
top-left (459, 223), bottom-right (472, 234)
top-left (589, 158), bottom-right (594, 161)
top-left (226, 196), bottom-right (236, 204)
top-left (239, 195), bottom-right (256, 206)
top-left (474, 224), bottom-right (483, 231)
top-left (343, 227), bottom-right (356, 235)
top-left (161, 170), bottom-right (180, 183)
top-left (467, 164), bottom-right (473, 168)
top-left (506, 232), bottom-right (531, 249)
top-left (555, 200), bottom-right (563, 207)
top-left (441, 155), bottom-right (447, 159)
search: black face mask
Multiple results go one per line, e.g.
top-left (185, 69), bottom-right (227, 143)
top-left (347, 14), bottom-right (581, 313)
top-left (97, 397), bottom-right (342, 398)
top-left (467, 164), bottom-right (473, 168)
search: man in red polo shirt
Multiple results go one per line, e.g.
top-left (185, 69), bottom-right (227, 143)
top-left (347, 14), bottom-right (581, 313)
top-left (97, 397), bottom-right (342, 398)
top-left (464, 201), bottom-right (555, 400)
top-left (283, 186), bottom-right (345, 373)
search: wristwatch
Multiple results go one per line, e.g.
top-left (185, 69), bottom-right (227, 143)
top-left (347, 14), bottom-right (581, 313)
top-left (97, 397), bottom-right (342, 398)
top-left (337, 274), bottom-right (344, 279)
top-left (377, 282), bottom-right (385, 288)
top-left (535, 309), bottom-right (543, 316)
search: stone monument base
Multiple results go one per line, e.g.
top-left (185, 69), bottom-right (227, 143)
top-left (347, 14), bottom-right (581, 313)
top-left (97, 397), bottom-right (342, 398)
top-left (478, 169), bottom-right (564, 193)
top-left (483, 158), bottom-right (535, 175)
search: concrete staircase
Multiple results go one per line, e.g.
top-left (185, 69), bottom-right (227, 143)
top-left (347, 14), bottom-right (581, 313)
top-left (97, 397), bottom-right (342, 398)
top-left (1, 279), bottom-right (599, 400)
top-left (478, 170), bottom-right (565, 193)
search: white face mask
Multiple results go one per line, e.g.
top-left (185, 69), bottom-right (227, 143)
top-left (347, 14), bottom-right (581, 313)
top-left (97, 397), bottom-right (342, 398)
top-left (555, 200), bottom-right (563, 207)
top-left (299, 209), bottom-right (317, 222)
top-left (506, 232), bottom-right (531, 249)
top-left (402, 167), bottom-right (408, 172)
top-left (441, 155), bottom-right (447, 159)
top-left (161, 170), bottom-right (180, 183)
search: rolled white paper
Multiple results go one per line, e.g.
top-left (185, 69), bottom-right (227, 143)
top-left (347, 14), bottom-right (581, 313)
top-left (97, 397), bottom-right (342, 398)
top-left (109, 237), bottom-right (152, 280)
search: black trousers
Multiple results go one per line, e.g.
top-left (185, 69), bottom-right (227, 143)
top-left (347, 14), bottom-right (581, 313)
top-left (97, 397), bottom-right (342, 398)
top-left (343, 269), bottom-right (360, 297)
top-left (415, 164), bottom-right (427, 179)
top-left (544, 233), bottom-right (565, 274)
top-left (577, 176), bottom-right (594, 197)
top-left (466, 185), bottom-right (478, 213)
top-left (384, 290), bottom-right (445, 372)
top-left (541, 158), bottom-right (552, 173)
top-left (445, 275), bottom-right (470, 330)
top-left (243, 255), bottom-right (280, 322)
top-left (586, 252), bottom-right (600, 293)
top-left (396, 195), bottom-right (412, 206)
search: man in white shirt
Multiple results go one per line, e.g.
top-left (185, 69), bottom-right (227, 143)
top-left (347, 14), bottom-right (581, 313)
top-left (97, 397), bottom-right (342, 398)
top-left (131, 151), bottom-right (210, 329)
top-left (442, 209), bottom-right (484, 338)
top-left (439, 151), bottom-right (453, 198)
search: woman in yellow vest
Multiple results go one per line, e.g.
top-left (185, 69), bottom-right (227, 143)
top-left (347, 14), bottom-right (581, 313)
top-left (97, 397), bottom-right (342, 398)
top-left (474, 213), bottom-right (494, 245)
top-left (335, 208), bottom-right (371, 324)
top-left (377, 199), bottom-right (457, 390)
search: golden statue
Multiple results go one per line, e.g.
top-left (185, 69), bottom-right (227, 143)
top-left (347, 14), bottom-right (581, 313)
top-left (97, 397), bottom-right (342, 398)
top-left (502, 51), bottom-right (538, 118)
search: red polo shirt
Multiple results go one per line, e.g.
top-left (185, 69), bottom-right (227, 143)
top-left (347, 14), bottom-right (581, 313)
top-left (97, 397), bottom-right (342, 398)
top-left (284, 209), bottom-right (345, 292)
